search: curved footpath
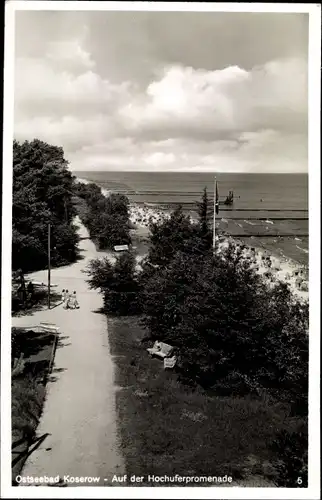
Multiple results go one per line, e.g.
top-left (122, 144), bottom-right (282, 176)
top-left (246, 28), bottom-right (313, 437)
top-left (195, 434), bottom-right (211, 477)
top-left (12, 219), bottom-right (124, 486)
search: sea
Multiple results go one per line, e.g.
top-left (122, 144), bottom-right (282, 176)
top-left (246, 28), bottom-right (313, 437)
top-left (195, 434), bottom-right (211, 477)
top-left (74, 171), bottom-right (309, 266)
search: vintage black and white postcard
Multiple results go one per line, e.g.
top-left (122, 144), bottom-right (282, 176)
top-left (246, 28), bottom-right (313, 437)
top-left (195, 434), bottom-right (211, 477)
top-left (1, 2), bottom-right (321, 499)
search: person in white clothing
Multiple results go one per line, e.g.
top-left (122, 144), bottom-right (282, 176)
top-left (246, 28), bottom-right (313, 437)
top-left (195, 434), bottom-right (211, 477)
top-left (63, 289), bottom-right (70, 309)
top-left (69, 291), bottom-right (79, 309)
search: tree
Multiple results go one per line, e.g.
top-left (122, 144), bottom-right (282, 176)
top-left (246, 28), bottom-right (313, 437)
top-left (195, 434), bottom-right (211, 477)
top-left (140, 238), bottom-right (308, 400)
top-left (106, 193), bottom-right (130, 218)
top-left (75, 183), bottom-right (131, 250)
top-left (13, 141), bottom-right (76, 223)
top-left (86, 251), bottom-right (141, 315)
top-left (96, 213), bottom-right (131, 250)
top-left (84, 256), bottom-right (114, 293)
top-left (12, 230), bottom-right (47, 271)
top-left (148, 205), bottom-right (196, 266)
top-left (146, 189), bottom-right (216, 266)
top-left (196, 187), bottom-right (213, 252)
top-left (50, 222), bottom-right (79, 265)
top-left (75, 182), bottom-right (102, 207)
top-left (140, 251), bottom-right (199, 341)
top-left (12, 139), bottom-right (79, 272)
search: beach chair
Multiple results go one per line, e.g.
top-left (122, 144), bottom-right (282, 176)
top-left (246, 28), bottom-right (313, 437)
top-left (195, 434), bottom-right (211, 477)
top-left (164, 356), bottom-right (177, 369)
top-left (147, 341), bottom-right (174, 359)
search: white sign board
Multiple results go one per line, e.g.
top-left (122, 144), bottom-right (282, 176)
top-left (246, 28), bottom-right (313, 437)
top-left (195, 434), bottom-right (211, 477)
top-left (114, 245), bottom-right (129, 252)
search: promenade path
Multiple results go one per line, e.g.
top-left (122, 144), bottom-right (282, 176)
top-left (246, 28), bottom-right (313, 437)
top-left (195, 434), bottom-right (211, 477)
top-left (12, 219), bottom-right (124, 486)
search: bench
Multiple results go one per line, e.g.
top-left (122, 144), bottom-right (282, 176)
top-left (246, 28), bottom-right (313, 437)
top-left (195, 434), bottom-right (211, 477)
top-left (39, 322), bottom-right (60, 333)
top-left (147, 341), bottom-right (174, 359)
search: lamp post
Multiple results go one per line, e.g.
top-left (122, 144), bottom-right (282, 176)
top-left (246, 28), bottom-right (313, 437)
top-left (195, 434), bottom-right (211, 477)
top-left (48, 223), bottom-right (51, 309)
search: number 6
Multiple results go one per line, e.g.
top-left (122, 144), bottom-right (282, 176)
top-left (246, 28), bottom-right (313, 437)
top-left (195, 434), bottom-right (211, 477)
top-left (297, 477), bottom-right (302, 485)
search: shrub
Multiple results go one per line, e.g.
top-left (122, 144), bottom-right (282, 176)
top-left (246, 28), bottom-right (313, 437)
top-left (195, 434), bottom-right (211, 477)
top-left (76, 184), bottom-right (131, 250)
top-left (86, 251), bottom-right (141, 315)
top-left (138, 192), bottom-right (308, 417)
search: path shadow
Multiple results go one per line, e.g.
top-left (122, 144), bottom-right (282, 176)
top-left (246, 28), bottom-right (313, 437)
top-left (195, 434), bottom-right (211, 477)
top-left (56, 335), bottom-right (71, 349)
top-left (47, 367), bottom-right (67, 383)
top-left (92, 307), bottom-right (106, 315)
top-left (57, 335), bottom-right (70, 343)
top-left (51, 367), bottom-right (66, 373)
top-left (56, 342), bottom-right (72, 349)
top-left (75, 249), bottom-right (86, 262)
top-left (12, 293), bottom-right (62, 318)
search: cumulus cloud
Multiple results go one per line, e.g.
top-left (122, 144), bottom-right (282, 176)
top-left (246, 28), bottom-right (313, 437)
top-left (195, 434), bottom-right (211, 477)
top-left (15, 114), bottom-right (120, 153)
top-left (65, 129), bottom-right (306, 173)
top-left (13, 11), bottom-right (308, 172)
top-left (119, 58), bottom-right (307, 140)
top-left (46, 39), bottom-right (96, 73)
top-left (15, 56), bottom-right (132, 120)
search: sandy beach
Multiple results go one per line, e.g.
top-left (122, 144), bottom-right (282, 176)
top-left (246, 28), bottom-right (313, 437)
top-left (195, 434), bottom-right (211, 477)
top-left (129, 204), bottom-right (309, 302)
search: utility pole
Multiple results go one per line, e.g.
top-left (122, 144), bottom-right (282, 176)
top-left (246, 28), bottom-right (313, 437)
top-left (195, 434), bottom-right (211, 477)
top-left (213, 177), bottom-right (217, 249)
top-left (48, 223), bottom-right (51, 309)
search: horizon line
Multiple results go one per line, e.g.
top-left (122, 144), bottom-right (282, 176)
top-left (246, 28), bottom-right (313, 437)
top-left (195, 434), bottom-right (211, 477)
top-left (71, 169), bottom-right (308, 174)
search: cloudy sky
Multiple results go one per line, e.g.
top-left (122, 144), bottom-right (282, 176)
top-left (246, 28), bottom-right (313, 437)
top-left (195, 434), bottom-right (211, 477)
top-left (14, 9), bottom-right (308, 172)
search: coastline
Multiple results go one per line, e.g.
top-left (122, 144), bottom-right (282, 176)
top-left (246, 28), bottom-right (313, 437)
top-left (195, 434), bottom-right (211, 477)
top-left (75, 178), bottom-right (308, 303)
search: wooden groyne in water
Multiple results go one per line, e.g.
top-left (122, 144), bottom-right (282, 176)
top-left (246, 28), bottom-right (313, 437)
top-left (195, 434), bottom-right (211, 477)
top-left (223, 217), bottom-right (308, 221)
top-left (227, 234), bottom-right (309, 238)
top-left (137, 200), bottom-right (308, 212)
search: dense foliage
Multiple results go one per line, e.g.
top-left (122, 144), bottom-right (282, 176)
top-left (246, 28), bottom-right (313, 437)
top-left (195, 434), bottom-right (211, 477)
top-left (12, 139), bottom-right (79, 271)
top-left (85, 251), bottom-right (140, 315)
top-left (148, 206), bottom-right (197, 265)
top-left (270, 425), bottom-right (308, 487)
top-left (140, 245), bottom-right (308, 402)
top-left (85, 187), bottom-right (308, 486)
top-left (75, 183), bottom-right (131, 250)
top-left (148, 194), bottom-right (214, 266)
top-left (85, 188), bottom-right (308, 408)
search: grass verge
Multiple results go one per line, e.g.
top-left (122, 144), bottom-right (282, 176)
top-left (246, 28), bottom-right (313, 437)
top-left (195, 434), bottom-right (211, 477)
top-left (108, 316), bottom-right (304, 487)
top-left (11, 327), bottom-right (57, 484)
